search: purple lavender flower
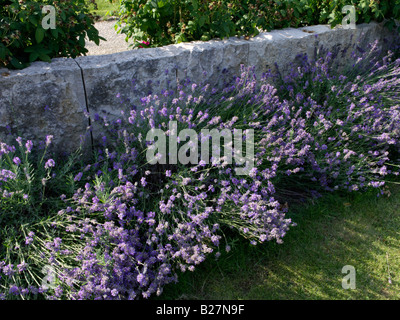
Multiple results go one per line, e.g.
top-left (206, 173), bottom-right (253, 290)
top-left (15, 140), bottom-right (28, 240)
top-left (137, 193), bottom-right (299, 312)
top-left (0, 169), bottom-right (16, 182)
top-left (45, 135), bottom-right (53, 147)
top-left (13, 157), bottom-right (21, 165)
top-left (74, 172), bottom-right (83, 182)
top-left (25, 140), bottom-right (33, 153)
top-left (44, 159), bottom-right (56, 170)
top-left (9, 285), bottom-right (19, 295)
top-left (25, 232), bottom-right (35, 245)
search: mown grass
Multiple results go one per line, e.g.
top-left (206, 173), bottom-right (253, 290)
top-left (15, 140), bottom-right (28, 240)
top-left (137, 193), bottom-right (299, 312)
top-left (159, 184), bottom-right (400, 300)
top-left (88, 0), bottom-right (120, 19)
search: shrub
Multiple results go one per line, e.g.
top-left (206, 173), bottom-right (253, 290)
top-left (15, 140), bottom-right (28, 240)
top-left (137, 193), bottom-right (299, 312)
top-left (1, 39), bottom-right (400, 300)
top-left (251, 41), bottom-right (400, 198)
top-left (0, 0), bottom-right (104, 69)
top-left (320, 0), bottom-right (400, 31)
top-left (114, 0), bottom-right (400, 48)
top-left (0, 136), bottom-right (86, 299)
top-left (114, 0), bottom-right (307, 47)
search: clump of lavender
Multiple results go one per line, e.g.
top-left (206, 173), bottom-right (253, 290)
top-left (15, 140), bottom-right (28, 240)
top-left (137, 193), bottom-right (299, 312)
top-left (46, 82), bottom-right (295, 299)
top-left (57, 38), bottom-right (400, 299)
top-left (0, 135), bottom-right (85, 299)
top-left (2, 37), bottom-right (400, 300)
top-left (0, 135), bottom-right (78, 223)
top-left (202, 40), bottom-right (400, 200)
top-left (259, 39), bottom-right (400, 197)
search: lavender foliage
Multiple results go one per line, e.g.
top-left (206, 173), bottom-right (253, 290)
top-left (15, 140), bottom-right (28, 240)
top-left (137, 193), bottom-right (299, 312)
top-left (1, 39), bottom-right (400, 299)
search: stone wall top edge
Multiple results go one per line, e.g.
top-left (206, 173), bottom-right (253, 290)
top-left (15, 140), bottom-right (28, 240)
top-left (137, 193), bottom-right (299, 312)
top-left (0, 22), bottom-right (387, 77)
top-left (0, 57), bottom-right (81, 79)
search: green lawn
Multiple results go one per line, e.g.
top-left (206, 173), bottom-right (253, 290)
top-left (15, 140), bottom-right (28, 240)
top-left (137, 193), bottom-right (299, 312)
top-left (88, 0), bottom-right (120, 19)
top-left (159, 185), bottom-right (400, 300)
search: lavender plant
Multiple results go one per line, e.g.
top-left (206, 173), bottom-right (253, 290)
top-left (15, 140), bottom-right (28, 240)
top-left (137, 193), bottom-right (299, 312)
top-left (0, 136), bottom-right (85, 299)
top-left (262, 40), bottom-right (400, 197)
top-left (1, 38), bottom-right (400, 300)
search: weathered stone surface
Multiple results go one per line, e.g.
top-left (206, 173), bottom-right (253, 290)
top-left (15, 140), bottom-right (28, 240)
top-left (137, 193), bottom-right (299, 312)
top-left (75, 45), bottom-right (190, 142)
top-left (0, 22), bottom-right (398, 153)
top-left (75, 46), bottom-right (187, 118)
top-left (0, 58), bottom-right (88, 154)
top-left (248, 22), bottom-right (397, 80)
top-left (248, 25), bottom-right (325, 78)
top-left (79, 22), bottom-right (398, 132)
top-left (174, 37), bottom-right (251, 88)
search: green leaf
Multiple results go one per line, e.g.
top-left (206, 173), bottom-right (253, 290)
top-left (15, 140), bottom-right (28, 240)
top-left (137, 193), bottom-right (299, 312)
top-left (0, 45), bottom-right (6, 61)
top-left (10, 57), bottom-right (24, 69)
top-left (24, 46), bottom-right (52, 55)
top-left (23, 47), bottom-right (36, 53)
top-left (29, 15), bottom-right (38, 26)
top-left (188, 20), bottom-right (196, 30)
top-left (192, 0), bottom-right (198, 11)
top-left (57, 29), bottom-right (66, 37)
top-left (29, 52), bottom-right (40, 62)
top-left (198, 15), bottom-right (206, 28)
top-left (39, 54), bottom-right (51, 62)
top-left (35, 27), bottom-right (45, 44)
top-left (79, 35), bottom-right (86, 48)
top-left (222, 22), bottom-right (230, 35)
top-left (51, 28), bottom-right (58, 39)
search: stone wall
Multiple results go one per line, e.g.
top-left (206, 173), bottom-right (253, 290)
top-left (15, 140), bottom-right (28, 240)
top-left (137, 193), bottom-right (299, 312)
top-left (0, 22), bottom-right (397, 153)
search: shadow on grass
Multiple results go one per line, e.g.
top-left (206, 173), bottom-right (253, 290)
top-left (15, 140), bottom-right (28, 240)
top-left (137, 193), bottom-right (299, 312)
top-left (158, 185), bottom-right (400, 300)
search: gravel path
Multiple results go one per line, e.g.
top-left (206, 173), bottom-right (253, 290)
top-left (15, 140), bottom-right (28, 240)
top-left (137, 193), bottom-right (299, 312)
top-left (85, 20), bottom-right (135, 56)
